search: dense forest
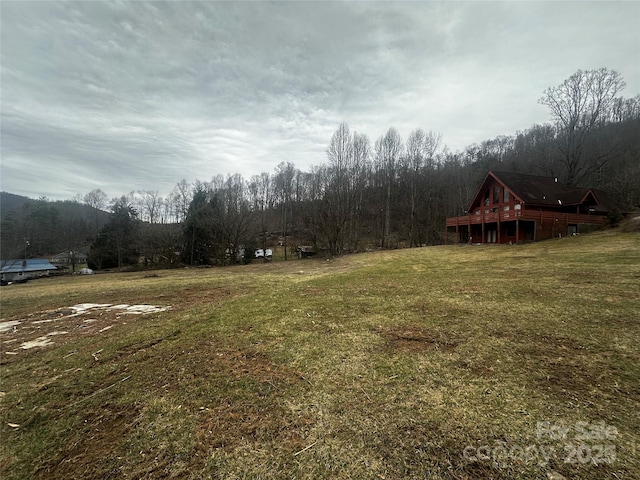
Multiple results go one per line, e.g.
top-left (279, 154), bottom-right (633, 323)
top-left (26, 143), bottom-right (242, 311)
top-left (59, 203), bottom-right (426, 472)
top-left (2, 68), bottom-right (639, 269)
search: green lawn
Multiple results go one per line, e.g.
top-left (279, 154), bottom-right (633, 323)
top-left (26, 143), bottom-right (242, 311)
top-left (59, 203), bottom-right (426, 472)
top-left (1, 230), bottom-right (639, 479)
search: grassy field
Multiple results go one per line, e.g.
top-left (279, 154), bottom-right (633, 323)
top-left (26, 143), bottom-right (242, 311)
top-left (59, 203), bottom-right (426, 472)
top-left (1, 230), bottom-right (639, 479)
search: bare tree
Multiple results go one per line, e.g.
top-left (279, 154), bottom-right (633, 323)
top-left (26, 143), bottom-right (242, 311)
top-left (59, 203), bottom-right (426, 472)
top-left (274, 162), bottom-right (296, 260)
top-left (171, 179), bottom-right (193, 223)
top-left (375, 128), bottom-right (403, 248)
top-left (349, 131), bottom-right (371, 251)
top-left (211, 174), bottom-right (254, 264)
top-left (137, 190), bottom-right (163, 224)
top-left (84, 189), bottom-right (108, 210)
top-left (249, 172), bottom-right (274, 258)
top-left (405, 129), bottom-right (441, 246)
top-left (610, 95), bottom-right (640, 123)
top-left (323, 123), bottom-right (354, 255)
top-left (83, 189), bottom-right (108, 236)
top-left (539, 68), bottom-right (626, 185)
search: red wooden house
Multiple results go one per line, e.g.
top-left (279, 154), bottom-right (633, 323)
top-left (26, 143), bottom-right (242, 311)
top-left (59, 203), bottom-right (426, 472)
top-left (446, 171), bottom-right (617, 244)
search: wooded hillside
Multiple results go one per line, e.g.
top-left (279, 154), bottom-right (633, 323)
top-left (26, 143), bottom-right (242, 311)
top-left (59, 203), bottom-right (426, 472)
top-left (3, 69), bottom-right (639, 268)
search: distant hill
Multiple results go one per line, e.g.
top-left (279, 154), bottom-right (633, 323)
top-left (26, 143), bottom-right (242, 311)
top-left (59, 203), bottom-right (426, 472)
top-left (1, 192), bottom-right (110, 222)
top-left (0, 192), bottom-right (32, 215)
top-left (1, 192), bottom-right (111, 259)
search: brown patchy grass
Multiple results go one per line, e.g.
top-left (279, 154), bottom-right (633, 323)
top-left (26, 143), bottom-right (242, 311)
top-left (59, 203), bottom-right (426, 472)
top-left (33, 403), bottom-right (139, 479)
top-left (31, 337), bottom-right (309, 480)
top-left (376, 324), bottom-right (464, 353)
top-left (1, 230), bottom-right (639, 479)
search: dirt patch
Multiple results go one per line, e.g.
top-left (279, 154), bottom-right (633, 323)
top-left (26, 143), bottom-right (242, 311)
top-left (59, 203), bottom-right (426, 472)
top-left (195, 402), bottom-right (314, 454)
top-left (517, 333), bottom-right (588, 355)
top-left (156, 339), bottom-right (303, 385)
top-left (366, 420), bottom-right (520, 479)
top-left (453, 358), bottom-right (496, 377)
top-left (490, 330), bottom-right (588, 352)
top-left (376, 324), bottom-right (463, 353)
top-left (33, 404), bottom-right (139, 480)
top-left (533, 358), bottom-right (602, 395)
top-left (299, 286), bottom-right (325, 296)
top-left (514, 333), bottom-right (621, 401)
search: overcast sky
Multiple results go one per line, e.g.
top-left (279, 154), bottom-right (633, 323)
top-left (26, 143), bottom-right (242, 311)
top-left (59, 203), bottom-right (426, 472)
top-left (1, 1), bottom-right (639, 201)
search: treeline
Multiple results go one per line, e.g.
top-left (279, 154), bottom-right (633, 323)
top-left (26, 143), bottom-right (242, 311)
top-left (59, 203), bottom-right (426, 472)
top-left (2, 68), bottom-right (639, 268)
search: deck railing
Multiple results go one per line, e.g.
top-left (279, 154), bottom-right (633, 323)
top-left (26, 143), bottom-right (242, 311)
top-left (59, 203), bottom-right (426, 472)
top-left (446, 209), bottom-right (607, 227)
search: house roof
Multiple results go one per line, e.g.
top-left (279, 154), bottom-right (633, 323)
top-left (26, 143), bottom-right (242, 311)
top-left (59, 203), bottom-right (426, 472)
top-left (493, 171), bottom-right (587, 206)
top-left (469, 171), bottom-right (620, 212)
top-left (1, 258), bottom-right (58, 274)
top-left (584, 188), bottom-right (620, 213)
top-left (50, 250), bottom-right (88, 260)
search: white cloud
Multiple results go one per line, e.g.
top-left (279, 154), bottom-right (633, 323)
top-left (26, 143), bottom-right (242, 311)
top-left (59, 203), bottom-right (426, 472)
top-left (1, 1), bottom-right (638, 200)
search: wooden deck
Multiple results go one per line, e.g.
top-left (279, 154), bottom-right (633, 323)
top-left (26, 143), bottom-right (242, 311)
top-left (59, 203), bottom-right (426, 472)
top-left (446, 209), bottom-right (607, 227)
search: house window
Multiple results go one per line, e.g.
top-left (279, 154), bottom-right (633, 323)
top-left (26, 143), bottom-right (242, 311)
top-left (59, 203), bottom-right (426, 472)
top-left (484, 190), bottom-right (490, 206)
top-left (493, 186), bottom-right (500, 204)
top-left (476, 210), bottom-right (480, 215)
top-left (503, 205), bottom-right (510, 211)
top-left (503, 189), bottom-right (510, 203)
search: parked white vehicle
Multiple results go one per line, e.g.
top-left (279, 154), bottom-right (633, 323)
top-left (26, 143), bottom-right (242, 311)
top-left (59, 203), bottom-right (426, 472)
top-left (254, 248), bottom-right (273, 259)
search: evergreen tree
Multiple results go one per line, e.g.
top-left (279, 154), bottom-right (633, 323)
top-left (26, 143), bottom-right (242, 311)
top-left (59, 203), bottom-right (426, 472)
top-left (88, 196), bottom-right (139, 269)
top-left (183, 186), bottom-right (216, 265)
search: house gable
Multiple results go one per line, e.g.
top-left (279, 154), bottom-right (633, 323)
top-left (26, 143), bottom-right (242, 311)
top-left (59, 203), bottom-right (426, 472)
top-left (50, 250), bottom-right (88, 265)
top-left (467, 172), bottom-right (522, 215)
top-left (583, 189), bottom-right (619, 214)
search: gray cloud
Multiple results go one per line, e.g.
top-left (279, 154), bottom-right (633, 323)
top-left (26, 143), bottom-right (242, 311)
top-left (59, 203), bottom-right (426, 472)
top-left (1, 1), bottom-right (638, 200)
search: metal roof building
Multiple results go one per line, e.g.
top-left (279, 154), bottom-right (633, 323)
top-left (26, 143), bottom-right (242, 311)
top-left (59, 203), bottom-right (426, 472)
top-left (1, 258), bottom-right (58, 283)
